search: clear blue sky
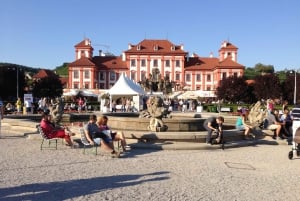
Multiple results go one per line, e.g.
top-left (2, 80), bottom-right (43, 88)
top-left (1, 0), bottom-right (300, 71)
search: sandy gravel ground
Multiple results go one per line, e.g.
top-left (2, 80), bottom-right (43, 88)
top-left (0, 131), bottom-right (300, 201)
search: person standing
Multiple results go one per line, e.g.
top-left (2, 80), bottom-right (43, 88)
top-left (78, 97), bottom-right (84, 113)
top-left (15, 97), bottom-right (22, 114)
top-left (203, 116), bottom-right (224, 144)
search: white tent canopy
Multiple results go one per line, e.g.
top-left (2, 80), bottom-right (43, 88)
top-left (108, 73), bottom-right (145, 96)
top-left (103, 73), bottom-right (145, 112)
top-left (63, 89), bottom-right (98, 97)
top-left (177, 90), bottom-right (216, 99)
top-left (63, 89), bottom-right (79, 96)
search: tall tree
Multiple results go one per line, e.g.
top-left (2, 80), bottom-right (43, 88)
top-left (216, 76), bottom-right (249, 103)
top-left (254, 63), bottom-right (274, 74)
top-left (253, 74), bottom-right (281, 100)
top-left (32, 76), bottom-right (63, 98)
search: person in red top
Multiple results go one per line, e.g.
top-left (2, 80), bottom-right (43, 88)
top-left (40, 110), bottom-right (74, 146)
top-left (78, 97), bottom-right (84, 113)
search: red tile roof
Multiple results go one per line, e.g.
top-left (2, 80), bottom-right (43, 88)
top-left (185, 55), bottom-right (244, 71)
top-left (219, 41), bottom-right (238, 51)
top-left (246, 79), bottom-right (255, 85)
top-left (217, 57), bottom-right (244, 68)
top-left (93, 56), bottom-right (127, 70)
top-left (69, 57), bottom-right (95, 67)
top-left (32, 69), bottom-right (57, 79)
top-left (75, 39), bottom-right (92, 48)
top-left (125, 39), bottom-right (187, 55)
top-left (59, 77), bottom-right (68, 85)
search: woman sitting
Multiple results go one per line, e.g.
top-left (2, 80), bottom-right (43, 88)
top-left (97, 115), bottom-right (129, 152)
top-left (236, 113), bottom-right (253, 140)
top-left (84, 114), bottom-right (120, 157)
top-left (40, 110), bottom-right (74, 146)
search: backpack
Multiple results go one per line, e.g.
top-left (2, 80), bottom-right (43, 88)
top-left (258, 118), bottom-right (269, 129)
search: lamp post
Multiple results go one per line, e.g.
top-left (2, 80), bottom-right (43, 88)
top-left (16, 66), bottom-right (19, 99)
top-left (293, 70), bottom-right (296, 105)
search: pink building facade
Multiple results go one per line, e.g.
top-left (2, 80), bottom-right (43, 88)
top-left (66, 38), bottom-right (245, 95)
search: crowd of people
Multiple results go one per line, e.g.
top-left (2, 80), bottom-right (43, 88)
top-left (38, 111), bottom-right (128, 158)
top-left (203, 99), bottom-right (299, 145)
top-left (3, 96), bottom-right (94, 115)
top-left (2, 94), bottom-right (300, 152)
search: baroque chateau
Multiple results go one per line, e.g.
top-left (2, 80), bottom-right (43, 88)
top-left (65, 38), bottom-right (245, 95)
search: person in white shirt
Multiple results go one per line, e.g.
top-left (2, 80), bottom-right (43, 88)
top-left (266, 110), bottom-right (282, 140)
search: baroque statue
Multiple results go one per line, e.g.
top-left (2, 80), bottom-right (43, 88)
top-left (140, 96), bottom-right (170, 132)
top-left (50, 97), bottom-right (65, 125)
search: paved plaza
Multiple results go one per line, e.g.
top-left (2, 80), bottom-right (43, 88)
top-left (0, 128), bottom-right (300, 201)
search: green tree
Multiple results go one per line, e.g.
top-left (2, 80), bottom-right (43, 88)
top-left (216, 76), bottom-right (250, 103)
top-left (54, 63), bottom-right (69, 76)
top-left (254, 63), bottom-right (274, 74)
top-left (32, 76), bottom-right (63, 98)
top-left (244, 67), bottom-right (260, 80)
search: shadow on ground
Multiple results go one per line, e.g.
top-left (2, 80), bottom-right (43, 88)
top-left (0, 171), bottom-right (170, 201)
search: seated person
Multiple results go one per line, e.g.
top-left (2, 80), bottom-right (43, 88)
top-left (5, 102), bottom-right (14, 114)
top-left (272, 109), bottom-right (289, 139)
top-left (84, 114), bottom-right (120, 157)
top-left (97, 115), bottom-right (128, 152)
top-left (280, 108), bottom-right (292, 137)
top-left (265, 110), bottom-right (282, 140)
top-left (236, 113), bottom-right (253, 140)
top-left (40, 110), bottom-right (74, 146)
top-left (203, 116), bottom-right (224, 144)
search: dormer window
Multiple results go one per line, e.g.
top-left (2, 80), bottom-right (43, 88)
top-left (153, 45), bottom-right (158, 51)
top-left (171, 45), bottom-right (175, 51)
top-left (137, 45), bottom-right (141, 50)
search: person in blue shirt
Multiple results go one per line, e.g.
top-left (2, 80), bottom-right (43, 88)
top-left (235, 113), bottom-right (253, 140)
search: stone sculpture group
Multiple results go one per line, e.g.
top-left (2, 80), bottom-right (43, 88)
top-left (139, 95), bottom-right (170, 132)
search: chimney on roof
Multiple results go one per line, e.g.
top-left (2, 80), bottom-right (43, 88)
top-left (209, 52), bottom-right (214, 58)
top-left (180, 44), bottom-right (184, 50)
top-left (99, 50), bottom-right (102, 56)
top-left (222, 41), bottom-right (227, 47)
top-left (85, 39), bottom-right (90, 46)
top-left (128, 44), bottom-right (132, 50)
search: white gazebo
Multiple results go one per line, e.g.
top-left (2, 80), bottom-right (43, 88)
top-left (107, 73), bottom-right (145, 112)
